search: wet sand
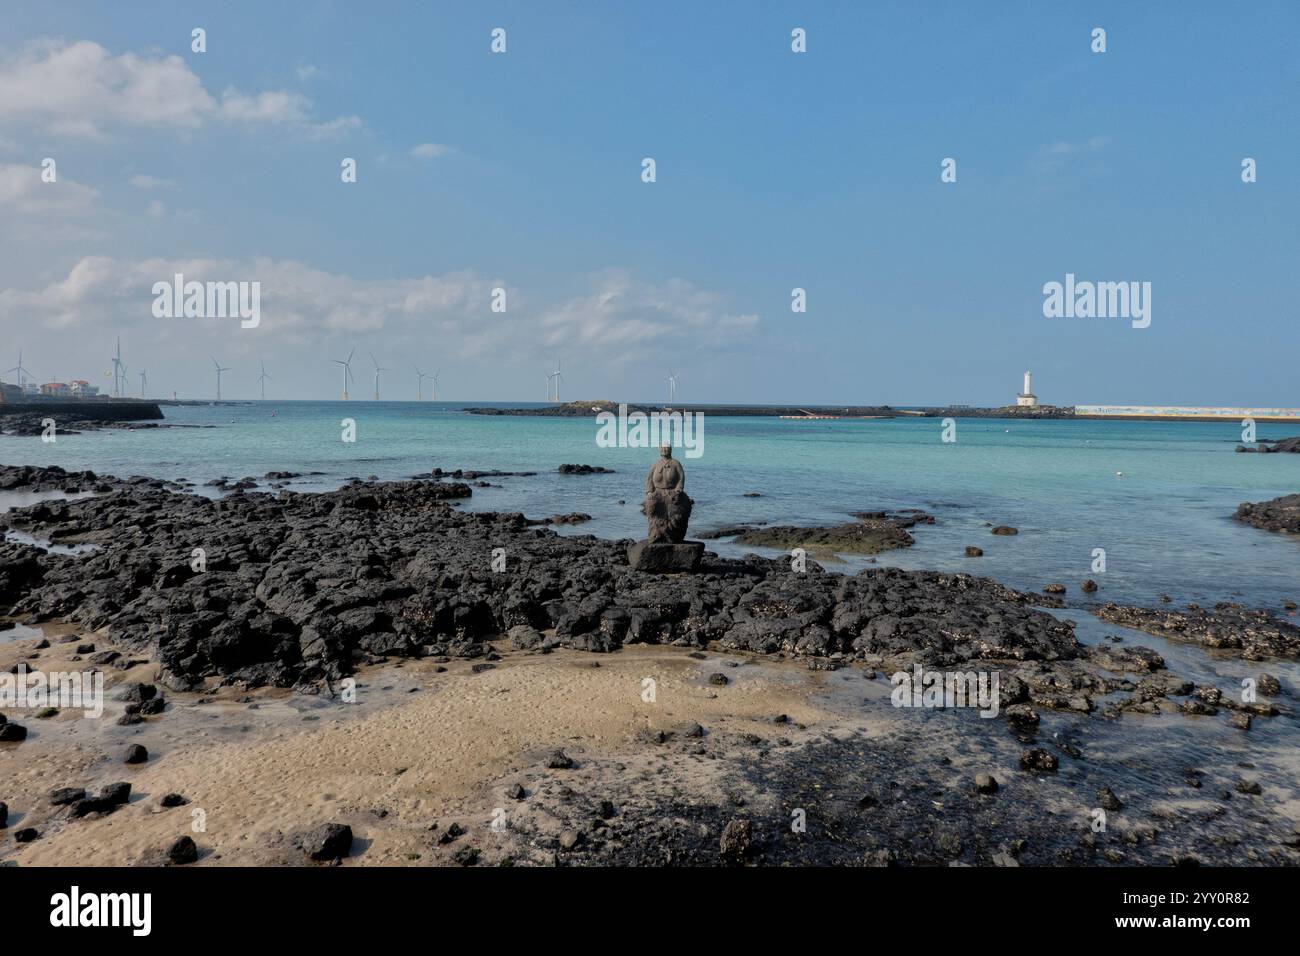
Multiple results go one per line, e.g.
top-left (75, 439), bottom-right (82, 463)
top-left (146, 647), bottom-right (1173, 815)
top-left (4, 621), bottom-right (1299, 867)
top-left (2, 627), bottom-right (837, 866)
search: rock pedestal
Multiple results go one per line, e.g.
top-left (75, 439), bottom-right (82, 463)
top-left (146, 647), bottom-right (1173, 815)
top-left (627, 540), bottom-right (704, 573)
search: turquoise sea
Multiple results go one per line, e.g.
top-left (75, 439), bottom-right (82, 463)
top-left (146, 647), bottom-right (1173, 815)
top-left (2, 401), bottom-right (1297, 612)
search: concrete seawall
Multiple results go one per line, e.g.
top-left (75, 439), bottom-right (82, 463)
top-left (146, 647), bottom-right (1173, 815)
top-left (1075, 405), bottom-right (1300, 422)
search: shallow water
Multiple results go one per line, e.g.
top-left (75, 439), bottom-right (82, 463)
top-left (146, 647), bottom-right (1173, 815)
top-left (2, 402), bottom-right (1296, 611)
top-left (3, 529), bottom-right (100, 555)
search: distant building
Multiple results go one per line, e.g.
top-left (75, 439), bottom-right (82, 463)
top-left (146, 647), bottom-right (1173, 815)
top-left (70, 379), bottom-right (99, 397)
top-left (1, 381), bottom-right (21, 403)
top-left (21, 382), bottom-right (40, 397)
top-left (40, 382), bottom-right (72, 398)
top-left (1016, 370), bottom-right (1038, 407)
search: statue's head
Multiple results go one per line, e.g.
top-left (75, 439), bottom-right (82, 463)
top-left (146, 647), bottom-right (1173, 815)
top-left (659, 444), bottom-right (672, 458)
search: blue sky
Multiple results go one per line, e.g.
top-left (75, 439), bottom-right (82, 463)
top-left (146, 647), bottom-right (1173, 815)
top-left (0, 1), bottom-right (1296, 404)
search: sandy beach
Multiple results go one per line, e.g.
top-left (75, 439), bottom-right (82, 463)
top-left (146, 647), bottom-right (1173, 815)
top-left (2, 627), bottom-right (858, 866)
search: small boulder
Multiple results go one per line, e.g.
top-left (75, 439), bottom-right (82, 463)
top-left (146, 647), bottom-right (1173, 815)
top-left (1019, 749), bottom-right (1058, 772)
top-left (0, 722), bottom-right (28, 742)
top-left (719, 818), bottom-right (754, 860)
top-left (1097, 786), bottom-right (1123, 811)
top-left (301, 823), bottom-right (353, 861)
top-left (545, 750), bottom-right (574, 769)
top-left (99, 782), bottom-right (131, 808)
top-left (1004, 704), bottom-right (1040, 727)
top-left (167, 836), bottom-right (198, 865)
top-left (120, 683), bottom-right (158, 704)
top-left (453, 845), bottom-right (480, 866)
top-left (49, 787), bottom-right (87, 807)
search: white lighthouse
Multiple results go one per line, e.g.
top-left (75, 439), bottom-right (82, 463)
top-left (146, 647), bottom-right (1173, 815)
top-left (1017, 370), bottom-right (1038, 407)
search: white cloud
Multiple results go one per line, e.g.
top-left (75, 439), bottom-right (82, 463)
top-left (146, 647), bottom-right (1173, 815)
top-left (129, 174), bottom-right (177, 190)
top-left (1040, 136), bottom-right (1109, 157)
top-left (0, 258), bottom-right (759, 362)
top-left (0, 40), bottom-right (359, 138)
top-left (410, 143), bottom-right (451, 159)
top-left (217, 88), bottom-right (311, 123)
top-left (0, 162), bottom-right (98, 212)
top-left (303, 114), bottom-right (362, 138)
top-left (538, 271), bottom-right (759, 355)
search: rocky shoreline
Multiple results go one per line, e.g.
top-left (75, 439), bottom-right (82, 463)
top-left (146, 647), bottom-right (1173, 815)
top-left (0, 400), bottom-right (164, 429)
top-left (1, 464), bottom-right (1084, 689)
top-left (3, 462), bottom-right (1299, 866)
top-left (1236, 437), bottom-right (1300, 454)
top-left (0, 414), bottom-right (181, 437)
top-left (1235, 494), bottom-right (1300, 535)
top-left (3, 463), bottom-right (1297, 684)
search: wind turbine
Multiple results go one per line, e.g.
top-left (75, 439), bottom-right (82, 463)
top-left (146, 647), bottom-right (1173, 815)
top-left (369, 352), bottom-right (390, 400)
top-left (430, 370), bottom-right (439, 401)
top-left (332, 348), bottom-right (355, 400)
top-left (111, 337), bottom-right (126, 398)
top-left (210, 356), bottom-right (230, 401)
top-left (415, 366), bottom-right (433, 401)
top-left (547, 358), bottom-right (563, 402)
top-left (257, 361), bottom-right (270, 400)
top-left (5, 350), bottom-right (32, 391)
top-left (139, 370), bottom-right (148, 398)
top-left (667, 369), bottom-right (678, 405)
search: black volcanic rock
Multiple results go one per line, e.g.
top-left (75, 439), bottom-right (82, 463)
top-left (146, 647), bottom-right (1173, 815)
top-left (167, 835), bottom-right (199, 865)
top-left (0, 464), bottom-right (1110, 690)
top-left (299, 823), bottom-right (353, 861)
top-left (1236, 436), bottom-right (1300, 454)
top-left (699, 510), bottom-right (932, 556)
top-left (0, 722), bottom-right (27, 742)
top-left (1235, 495), bottom-right (1300, 534)
top-left (557, 464), bottom-right (615, 475)
top-left (1094, 601), bottom-right (1300, 659)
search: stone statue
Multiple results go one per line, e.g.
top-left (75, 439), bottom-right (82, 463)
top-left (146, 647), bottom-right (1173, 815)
top-left (628, 445), bottom-right (702, 572)
top-left (643, 444), bottom-right (692, 543)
